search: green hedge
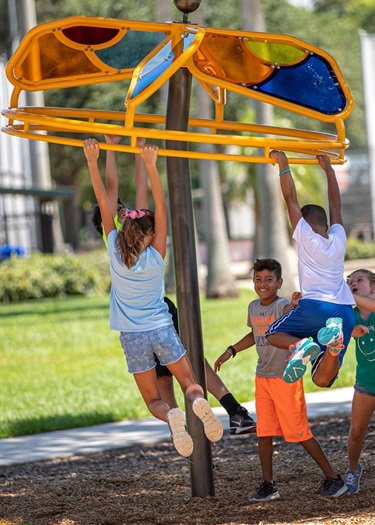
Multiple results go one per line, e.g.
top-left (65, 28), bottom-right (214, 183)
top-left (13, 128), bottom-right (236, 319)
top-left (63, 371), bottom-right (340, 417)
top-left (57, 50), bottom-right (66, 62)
top-left (1, 237), bottom-right (374, 302)
top-left (0, 250), bottom-right (111, 303)
top-left (345, 237), bottom-right (375, 260)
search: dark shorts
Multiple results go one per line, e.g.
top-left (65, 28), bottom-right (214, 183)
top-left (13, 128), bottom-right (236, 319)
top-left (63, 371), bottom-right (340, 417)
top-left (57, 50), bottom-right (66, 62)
top-left (154, 353), bottom-right (173, 377)
top-left (354, 382), bottom-right (375, 398)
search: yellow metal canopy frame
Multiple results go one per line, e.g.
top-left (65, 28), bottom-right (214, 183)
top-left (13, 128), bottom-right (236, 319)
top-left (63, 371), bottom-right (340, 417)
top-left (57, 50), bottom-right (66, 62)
top-left (1, 16), bottom-right (354, 164)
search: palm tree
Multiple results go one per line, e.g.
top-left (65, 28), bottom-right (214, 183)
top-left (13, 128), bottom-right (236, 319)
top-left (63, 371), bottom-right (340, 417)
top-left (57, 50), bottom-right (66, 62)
top-left (194, 8), bottom-right (238, 298)
top-left (241, 0), bottom-right (298, 295)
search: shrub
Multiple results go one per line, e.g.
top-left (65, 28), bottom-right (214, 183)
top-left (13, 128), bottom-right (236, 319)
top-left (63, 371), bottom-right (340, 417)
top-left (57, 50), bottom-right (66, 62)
top-left (345, 237), bottom-right (375, 260)
top-left (0, 250), bottom-right (111, 303)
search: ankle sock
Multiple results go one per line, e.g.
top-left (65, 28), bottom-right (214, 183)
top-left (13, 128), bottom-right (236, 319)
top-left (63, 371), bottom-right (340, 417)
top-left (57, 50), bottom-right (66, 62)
top-left (220, 393), bottom-right (240, 416)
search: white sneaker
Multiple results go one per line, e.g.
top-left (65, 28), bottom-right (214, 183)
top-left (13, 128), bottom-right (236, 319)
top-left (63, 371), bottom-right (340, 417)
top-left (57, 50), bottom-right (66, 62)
top-left (192, 398), bottom-right (223, 442)
top-left (167, 408), bottom-right (193, 457)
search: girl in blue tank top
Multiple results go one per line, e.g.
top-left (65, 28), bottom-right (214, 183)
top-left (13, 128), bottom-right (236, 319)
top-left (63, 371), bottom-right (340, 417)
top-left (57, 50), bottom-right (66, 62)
top-left (84, 139), bottom-right (223, 458)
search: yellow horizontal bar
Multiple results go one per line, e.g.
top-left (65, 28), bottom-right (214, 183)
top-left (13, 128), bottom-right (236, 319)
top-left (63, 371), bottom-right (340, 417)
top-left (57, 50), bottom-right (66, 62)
top-left (2, 107), bottom-right (348, 148)
top-left (4, 106), bottom-right (346, 143)
top-left (1, 124), bottom-right (346, 165)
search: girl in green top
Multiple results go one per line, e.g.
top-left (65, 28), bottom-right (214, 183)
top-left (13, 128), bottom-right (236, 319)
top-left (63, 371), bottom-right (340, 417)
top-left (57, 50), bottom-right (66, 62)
top-left (345, 269), bottom-right (375, 494)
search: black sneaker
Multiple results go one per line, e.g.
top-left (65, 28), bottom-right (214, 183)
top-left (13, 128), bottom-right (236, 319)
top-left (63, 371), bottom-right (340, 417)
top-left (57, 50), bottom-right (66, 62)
top-left (249, 480), bottom-right (280, 502)
top-left (318, 475), bottom-right (348, 497)
top-left (229, 406), bottom-right (256, 435)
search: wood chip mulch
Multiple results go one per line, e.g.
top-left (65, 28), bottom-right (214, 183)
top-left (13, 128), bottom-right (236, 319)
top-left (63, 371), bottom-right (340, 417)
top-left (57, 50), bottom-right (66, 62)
top-left (1, 414), bottom-right (374, 525)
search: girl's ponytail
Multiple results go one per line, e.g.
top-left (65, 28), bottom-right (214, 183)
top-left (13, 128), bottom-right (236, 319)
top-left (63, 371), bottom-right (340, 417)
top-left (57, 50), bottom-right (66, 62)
top-left (116, 209), bottom-right (155, 268)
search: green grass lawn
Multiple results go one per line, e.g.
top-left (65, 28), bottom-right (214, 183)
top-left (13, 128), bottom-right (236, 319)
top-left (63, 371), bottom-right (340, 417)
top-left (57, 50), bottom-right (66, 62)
top-left (0, 290), bottom-right (356, 438)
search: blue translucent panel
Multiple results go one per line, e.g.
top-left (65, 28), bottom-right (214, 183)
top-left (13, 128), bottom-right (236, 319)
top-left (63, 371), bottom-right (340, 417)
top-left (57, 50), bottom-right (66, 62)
top-left (95, 30), bottom-right (166, 70)
top-left (250, 55), bottom-right (347, 115)
top-left (132, 32), bottom-right (196, 98)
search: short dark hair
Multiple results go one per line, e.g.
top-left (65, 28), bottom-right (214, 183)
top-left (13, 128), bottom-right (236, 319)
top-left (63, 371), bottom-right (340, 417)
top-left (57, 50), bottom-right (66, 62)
top-left (301, 204), bottom-right (327, 227)
top-left (252, 258), bottom-right (282, 280)
top-left (91, 198), bottom-right (124, 237)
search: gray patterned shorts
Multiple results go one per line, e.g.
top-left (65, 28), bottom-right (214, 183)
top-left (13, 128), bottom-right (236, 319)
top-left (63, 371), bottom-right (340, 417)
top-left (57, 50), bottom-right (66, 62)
top-left (120, 325), bottom-right (186, 374)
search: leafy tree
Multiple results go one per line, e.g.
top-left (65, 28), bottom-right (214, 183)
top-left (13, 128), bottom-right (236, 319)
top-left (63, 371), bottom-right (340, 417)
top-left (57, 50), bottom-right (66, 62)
top-left (1, 0), bottom-right (369, 248)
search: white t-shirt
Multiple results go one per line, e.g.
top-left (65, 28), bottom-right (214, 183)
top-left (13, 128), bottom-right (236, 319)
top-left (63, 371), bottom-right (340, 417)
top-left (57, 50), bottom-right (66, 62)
top-left (293, 218), bottom-right (354, 305)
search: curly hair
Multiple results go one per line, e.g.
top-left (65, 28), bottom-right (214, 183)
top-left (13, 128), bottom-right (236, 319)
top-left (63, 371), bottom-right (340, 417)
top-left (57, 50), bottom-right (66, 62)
top-left (91, 199), bottom-right (124, 237)
top-left (116, 209), bottom-right (155, 268)
top-left (252, 258), bottom-right (282, 280)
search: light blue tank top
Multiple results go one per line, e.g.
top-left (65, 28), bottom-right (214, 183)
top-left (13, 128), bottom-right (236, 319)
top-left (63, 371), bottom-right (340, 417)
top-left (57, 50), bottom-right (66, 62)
top-left (107, 230), bottom-right (171, 332)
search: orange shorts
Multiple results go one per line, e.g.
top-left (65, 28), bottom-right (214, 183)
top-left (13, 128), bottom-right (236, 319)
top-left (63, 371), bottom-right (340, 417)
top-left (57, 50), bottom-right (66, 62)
top-left (255, 376), bottom-right (313, 442)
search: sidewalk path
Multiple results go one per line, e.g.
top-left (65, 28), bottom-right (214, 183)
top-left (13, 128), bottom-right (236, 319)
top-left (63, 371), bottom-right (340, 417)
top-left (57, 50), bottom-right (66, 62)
top-left (0, 387), bottom-right (354, 467)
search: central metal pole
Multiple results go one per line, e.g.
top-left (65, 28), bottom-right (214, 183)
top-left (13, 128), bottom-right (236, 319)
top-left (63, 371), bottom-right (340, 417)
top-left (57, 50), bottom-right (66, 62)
top-left (166, 67), bottom-right (215, 497)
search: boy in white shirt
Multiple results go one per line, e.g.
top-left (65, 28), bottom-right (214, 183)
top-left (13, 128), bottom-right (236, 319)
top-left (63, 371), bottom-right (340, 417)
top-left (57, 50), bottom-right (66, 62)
top-left (265, 152), bottom-right (355, 388)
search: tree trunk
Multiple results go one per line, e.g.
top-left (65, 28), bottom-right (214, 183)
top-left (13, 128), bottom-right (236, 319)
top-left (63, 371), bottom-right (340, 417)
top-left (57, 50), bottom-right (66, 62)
top-left (194, 10), bottom-right (238, 299)
top-left (242, 0), bottom-right (298, 295)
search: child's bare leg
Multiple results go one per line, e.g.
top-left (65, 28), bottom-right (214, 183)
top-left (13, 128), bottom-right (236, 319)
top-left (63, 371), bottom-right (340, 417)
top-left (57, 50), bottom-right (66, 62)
top-left (157, 375), bottom-right (178, 409)
top-left (205, 359), bottom-right (228, 399)
top-left (312, 353), bottom-right (339, 387)
top-left (167, 355), bottom-right (204, 401)
top-left (348, 391), bottom-right (375, 470)
top-left (206, 358), bottom-right (256, 434)
top-left (133, 368), bottom-right (171, 421)
top-left (258, 436), bottom-right (274, 482)
top-left (299, 437), bottom-right (337, 478)
top-left (267, 332), bottom-right (300, 349)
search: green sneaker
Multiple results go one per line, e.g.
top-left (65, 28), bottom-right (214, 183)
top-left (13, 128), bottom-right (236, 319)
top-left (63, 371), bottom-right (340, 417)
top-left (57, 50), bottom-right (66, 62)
top-left (283, 338), bottom-right (321, 383)
top-left (318, 318), bottom-right (344, 356)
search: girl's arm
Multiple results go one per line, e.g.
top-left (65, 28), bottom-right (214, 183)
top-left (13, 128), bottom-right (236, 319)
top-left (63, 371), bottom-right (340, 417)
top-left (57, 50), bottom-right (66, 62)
top-left (140, 145), bottom-right (167, 259)
top-left (84, 139), bottom-right (115, 238)
top-left (134, 137), bottom-right (149, 210)
top-left (353, 294), bottom-right (375, 313)
top-left (104, 134), bottom-right (121, 217)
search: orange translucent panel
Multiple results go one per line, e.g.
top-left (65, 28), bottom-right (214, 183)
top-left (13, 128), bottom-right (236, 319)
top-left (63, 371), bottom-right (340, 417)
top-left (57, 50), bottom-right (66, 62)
top-left (196, 35), bottom-right (271, 85)
top-left (246, 41), bottom-right (307, 65)
top-left (14, 33), bottom-right (100, 83)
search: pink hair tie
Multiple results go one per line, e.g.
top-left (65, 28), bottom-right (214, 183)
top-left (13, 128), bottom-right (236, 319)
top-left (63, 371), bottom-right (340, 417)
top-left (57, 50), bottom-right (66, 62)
top-left (125, 209), bottom-right (146, 220)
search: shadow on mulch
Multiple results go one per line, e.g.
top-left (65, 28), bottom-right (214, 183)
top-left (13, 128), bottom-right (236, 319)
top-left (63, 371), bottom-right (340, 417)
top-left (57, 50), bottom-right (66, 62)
top-left (1, 414), bottom-right (374, 525)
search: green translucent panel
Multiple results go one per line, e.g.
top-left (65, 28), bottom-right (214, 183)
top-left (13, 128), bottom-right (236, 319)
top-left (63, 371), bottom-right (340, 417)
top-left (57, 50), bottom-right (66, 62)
top-left (246, 41), bottom-right (306, 65)
top-left (96, 30), bottom-right (166, 70)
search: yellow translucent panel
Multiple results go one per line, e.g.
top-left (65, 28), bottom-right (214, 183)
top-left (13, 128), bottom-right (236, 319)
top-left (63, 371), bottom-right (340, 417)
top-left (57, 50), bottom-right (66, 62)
top-left (15, 33), bottom-right (100, 82)
top-left (247, 41), bottom-right (306, 65)
top-left (196, 35), bottom-right (271, 85)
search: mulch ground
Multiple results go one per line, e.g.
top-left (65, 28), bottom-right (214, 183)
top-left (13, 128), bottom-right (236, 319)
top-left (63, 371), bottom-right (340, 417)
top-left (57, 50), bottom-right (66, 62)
top-left (1, 414), bottom-right (374, 525)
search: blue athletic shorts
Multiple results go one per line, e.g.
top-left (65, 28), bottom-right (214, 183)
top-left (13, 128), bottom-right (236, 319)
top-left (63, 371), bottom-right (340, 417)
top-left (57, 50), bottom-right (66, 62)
top-left (265, 298), bottom-right (355, 366)
top-left (120, 325), bottom-right (186, 374)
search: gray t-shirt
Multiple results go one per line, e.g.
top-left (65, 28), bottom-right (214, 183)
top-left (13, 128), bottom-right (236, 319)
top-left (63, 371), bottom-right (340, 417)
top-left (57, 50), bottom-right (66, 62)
top-left (247, 297), bottom-right (291, 378)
